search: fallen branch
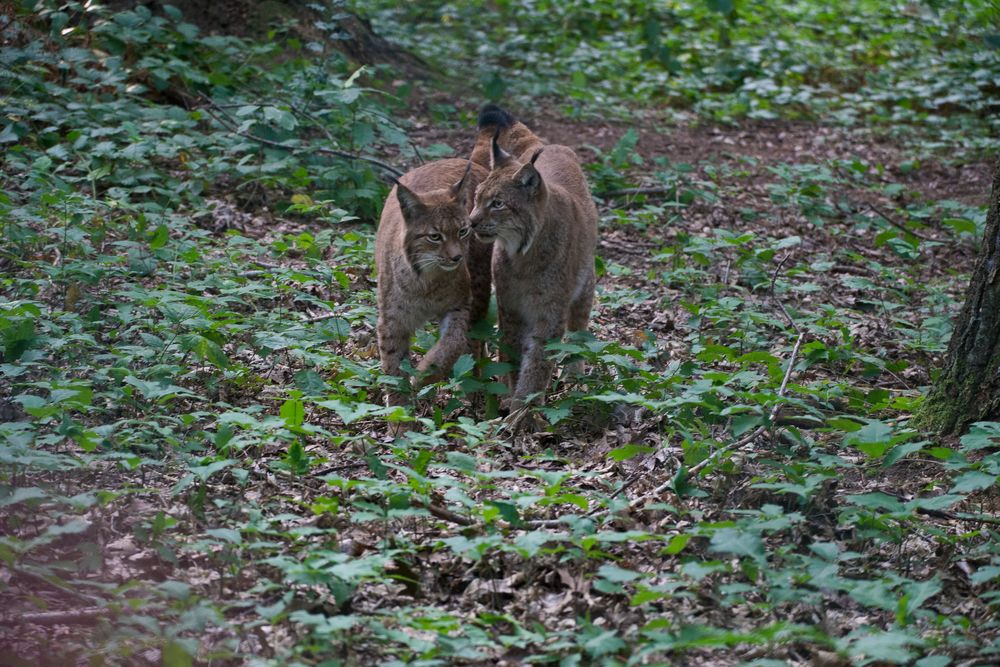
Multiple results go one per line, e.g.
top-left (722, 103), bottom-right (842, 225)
top-left (867, 202), bottom-right (935, 242)
top-left (303, 312), bottom-right (345, 323)
top-left (413, 500), bottom-right (474, 527)
top-left (4, 607), bottom-right (110, 626)
top-left (596, 186), bottom-right (674, 198)
top-left (11, 568), bottom-right (105, 605)
top-left (200, 98), bottom-right (404, 178)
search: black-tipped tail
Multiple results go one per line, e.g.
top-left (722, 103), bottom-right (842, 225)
top-left (478, 103), bottom-right (514, 130)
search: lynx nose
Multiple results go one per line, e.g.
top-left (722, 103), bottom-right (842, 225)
top-left (450, 254), bottom-right (462, 263)
top-left (469, 207), bottom-right (483, 227)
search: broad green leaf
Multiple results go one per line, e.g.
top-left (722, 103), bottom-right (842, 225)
top-left (293, 369), bottom-right (330, 395)
top-left (280, 394), bottom-right (305, 428)
top-left (709, 528), bottom-right (765, 562)
top-left (960, 422), bottom-right (1000, 451)
top-left (597, 564), bottom-right (644, 583)
top-left (663, 534), bottom-right (691, 555)
top-left (451, 353), bottom-right (475, 378)
top-left (950, 471), bottom-right (997, 494)
top-left (205, 527), bottom-right (243, 545)
top-left (846, 628), bottom-right (923, 663)
top-left (162, 640), bottom-right (194, 667)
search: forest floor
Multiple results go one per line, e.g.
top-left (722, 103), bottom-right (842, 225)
top-left (4, 5), bottom-right (1000, 664)
top-left (6, 108), bottom-right (998, 666)
top-left (4, 118), bottom-right (997, 667)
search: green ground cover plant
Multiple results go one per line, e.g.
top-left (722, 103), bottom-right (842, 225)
top-left (1, 1), bottom-right (999, 665)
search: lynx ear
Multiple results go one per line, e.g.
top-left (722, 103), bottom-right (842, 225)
top-left (490, 130), bottom-right (513, 170)
top-left (449, 161), bottom-right (473, 198)
top-left (529, 147), bottom-right (544, 165)
top-left (395, 181), bottom-right (425, 222)
top-left (514, 161), bottom-right (541, 193)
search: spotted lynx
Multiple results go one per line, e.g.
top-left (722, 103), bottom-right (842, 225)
top-left (375, 158), bottom-right (491, 407)
top-left (469, 105), bottom-right (598, 409)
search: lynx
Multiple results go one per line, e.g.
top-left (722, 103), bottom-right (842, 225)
top-left (375, 158), bottom-right (490, 407)
top-left (469, 105), bottom-right (599, 410)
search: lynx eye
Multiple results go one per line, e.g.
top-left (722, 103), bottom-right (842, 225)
top-left (458, 226), bottom-right (471, 238)
top-left (427, 232), bottom-right (444, 243)
top-left (489, 199), bottom-right (506, 211)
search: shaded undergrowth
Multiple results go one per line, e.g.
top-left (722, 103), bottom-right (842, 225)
top-left (1, 2), bottom-right (999, 666)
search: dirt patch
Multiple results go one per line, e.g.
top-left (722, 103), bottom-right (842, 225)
top-left (412, 112), bottom-right (992, 207)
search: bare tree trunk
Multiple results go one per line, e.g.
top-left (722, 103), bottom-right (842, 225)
top-left (918, 158), bottom-right (1000, 434)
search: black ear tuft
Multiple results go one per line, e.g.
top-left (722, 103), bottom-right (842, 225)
top-left (478, 104), bottom-right (514, 130)
top-left (529, 147), bottom-right (544, 165)
top-left (490, 131), bottom-right (513, 170)
top-left (449, 161), bottom-right (473, 201)
top-left (395, 181), bottom-right (424, 221)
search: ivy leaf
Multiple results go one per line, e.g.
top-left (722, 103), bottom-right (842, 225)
top-left (582, 629), bottom-right (626, 657)
top-left (905, 494), bottom-right (964, 512)
top-left (663, 534), bottom-right (690, 555)
top-left (315, 398), bottom-right (390, 424)
top-left (607, 443), bottom-right (655, 462)
top-left (846, 492), bottom-right (905, 513)
top-left (490, 500), bottom-right (522, 524)
top-left (188, 459), bottom-right (234, 482)
top-left (0, 487), bottom-right (49, 506)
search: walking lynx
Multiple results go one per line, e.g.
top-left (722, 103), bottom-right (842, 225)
top-left (469, 105), bottom-right (598, 410)
top-left (375, 158), bottom-right (490, 407)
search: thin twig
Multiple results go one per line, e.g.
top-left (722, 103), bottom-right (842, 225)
top-left (4, 607), bottom-right (110, 626)
top-left (596, 186), bottom-right (674, 198)
top-left (622, 253), bottom-right (806, 511)
top-left (410, 141), bottom-right (426, 166)
top-left (607, 471), bottom-right (644, 502)
top-left (413, 500), bottom-right (474, 527)
top-left (303, 312), bottom-right (343, 323)
top-left (867, 202), bottom-right (935, 242)
top-left (12, 569), bottom-right (104, 605)
top-left (200, 98), bottom-right (404, 178)
top-left (949, 511), bottom-right (1000, 526)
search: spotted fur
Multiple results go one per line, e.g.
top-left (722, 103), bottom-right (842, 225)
top-left (375, 158), bottom-right (490, 407)
top-left (469, 107), bottom-right (598, 409)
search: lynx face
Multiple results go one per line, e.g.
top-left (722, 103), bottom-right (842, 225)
top-left (396, 171), bottom-right (474, 274)
top-left (469, 140), bottom-right (544, 256)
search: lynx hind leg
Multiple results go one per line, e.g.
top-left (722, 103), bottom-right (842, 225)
top-left (568, 270), bottom-right (595, 332)
top-left (416, 308), bottom-right (471, 385)
top-left (562, 273), bottom-right (596, 380)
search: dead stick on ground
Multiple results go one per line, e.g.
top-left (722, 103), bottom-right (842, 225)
top-left (867, 202), bottom-right (935, 242)
top-left (596, 186), bottom-right (675, 198)
top-left (413, 500), bottom-right (475, 527)
top-left (4, 607), bottom-right (110, 626)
